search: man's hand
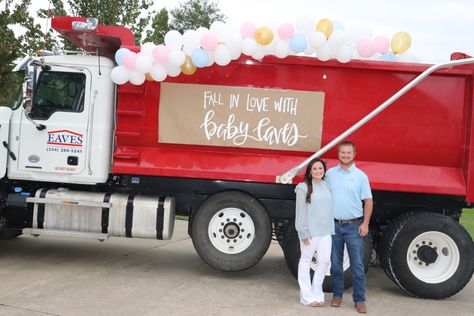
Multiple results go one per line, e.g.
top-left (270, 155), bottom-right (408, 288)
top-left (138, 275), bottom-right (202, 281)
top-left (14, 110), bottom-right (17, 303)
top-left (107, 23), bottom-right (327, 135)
top-left (301, 237), bottom-right (311, 246)
top-left (358, 223), bottom-right (369, 237)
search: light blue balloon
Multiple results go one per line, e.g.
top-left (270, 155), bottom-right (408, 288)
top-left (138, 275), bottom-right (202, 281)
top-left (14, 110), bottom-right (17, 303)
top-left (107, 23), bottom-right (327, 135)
top-left (380, 52), bottom-right (396, 62)
top-left (192, 48), bottom-right (209, 68)
top-left (115, 48), bottom-right (130, 65)
top-left (289, 35), bottom-right (307, 54)
top-left (332, 20), bottom-right (344, 31)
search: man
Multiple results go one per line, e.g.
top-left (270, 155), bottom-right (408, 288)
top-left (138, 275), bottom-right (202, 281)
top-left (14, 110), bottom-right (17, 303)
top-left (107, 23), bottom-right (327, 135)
top-left (325, 140), bottom-right (373, 314)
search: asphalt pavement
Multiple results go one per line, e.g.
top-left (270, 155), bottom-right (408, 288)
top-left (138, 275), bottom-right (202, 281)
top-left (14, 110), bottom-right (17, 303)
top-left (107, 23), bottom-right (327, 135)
top-left (1, 220), bottom-right (473, 316)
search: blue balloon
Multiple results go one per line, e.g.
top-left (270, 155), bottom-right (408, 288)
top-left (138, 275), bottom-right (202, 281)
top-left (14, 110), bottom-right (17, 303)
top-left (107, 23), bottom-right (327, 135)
top-left (289, 35), bottom-right (307, 54)
top-left (380, 52), bottom-right (396, 62)
top-left (191, 48), bottom-right (209, 68)
top-left (115, 48), bottom-right (130, 65)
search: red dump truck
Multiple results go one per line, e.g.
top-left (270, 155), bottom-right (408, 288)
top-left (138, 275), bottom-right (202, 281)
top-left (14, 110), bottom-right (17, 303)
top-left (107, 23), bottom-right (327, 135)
top-left (0, 16), bottom-right (473, 299)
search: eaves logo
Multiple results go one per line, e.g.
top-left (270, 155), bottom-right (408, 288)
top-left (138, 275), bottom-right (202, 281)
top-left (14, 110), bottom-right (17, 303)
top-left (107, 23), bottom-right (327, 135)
top-left (47, 130), bottom-right (84, 147)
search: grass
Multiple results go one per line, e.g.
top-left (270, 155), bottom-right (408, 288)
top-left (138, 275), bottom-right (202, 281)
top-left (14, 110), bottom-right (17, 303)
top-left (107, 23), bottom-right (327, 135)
top-left (461, 208), bottom-right (474, 238)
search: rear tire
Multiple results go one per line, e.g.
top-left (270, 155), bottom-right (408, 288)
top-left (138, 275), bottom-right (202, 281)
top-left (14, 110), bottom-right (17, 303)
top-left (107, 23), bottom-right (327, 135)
top-left (282, 219), bottom-right (372, 292)
top-left (191, 191), bottom-right (272, 271)
top-left (379, 212), bottom-right (474, 299)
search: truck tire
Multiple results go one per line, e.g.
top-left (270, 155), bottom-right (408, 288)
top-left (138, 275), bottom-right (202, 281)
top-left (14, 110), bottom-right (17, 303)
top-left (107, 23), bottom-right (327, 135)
top-left (191, 191), bottom-right (272, 271)
top-left (282, 219), bottom-right (372, 292)
top-left (379, 212), bottom-right (474, 299)
top-left (0, 229), bottom-right (22, 240)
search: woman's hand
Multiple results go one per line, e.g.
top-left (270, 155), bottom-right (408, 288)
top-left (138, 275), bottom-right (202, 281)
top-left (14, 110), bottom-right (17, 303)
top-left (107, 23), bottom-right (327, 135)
top-left (301, 237), bottom-right (311, 246)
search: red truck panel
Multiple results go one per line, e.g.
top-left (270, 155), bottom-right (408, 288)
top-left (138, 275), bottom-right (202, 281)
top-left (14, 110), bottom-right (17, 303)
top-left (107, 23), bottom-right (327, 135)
top-left (112, 56), bottom-right (474, 201)
top-left (50, 16), bottom-right (474, 202)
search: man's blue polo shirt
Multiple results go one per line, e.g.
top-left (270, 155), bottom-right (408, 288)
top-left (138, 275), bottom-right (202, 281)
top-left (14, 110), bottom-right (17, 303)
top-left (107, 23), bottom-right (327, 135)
top-left (325, 163), bottom-right (372, 220)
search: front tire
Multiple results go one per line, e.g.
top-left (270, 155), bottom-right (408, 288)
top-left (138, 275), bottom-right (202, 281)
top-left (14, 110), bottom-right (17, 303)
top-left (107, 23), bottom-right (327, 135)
top-left (379, 212), bottom-right (474, 299)
top-left (191, 191), bottom-right (272, 271)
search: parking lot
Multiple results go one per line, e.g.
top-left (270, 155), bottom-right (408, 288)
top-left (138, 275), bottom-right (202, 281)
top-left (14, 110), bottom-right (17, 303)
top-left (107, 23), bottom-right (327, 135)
top-left (1, 220), bottom-right (473, 316)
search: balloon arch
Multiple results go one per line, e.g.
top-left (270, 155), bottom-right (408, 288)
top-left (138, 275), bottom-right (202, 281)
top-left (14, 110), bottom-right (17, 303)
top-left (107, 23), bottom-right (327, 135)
top-left (111, 16), bottom-right (413, 85)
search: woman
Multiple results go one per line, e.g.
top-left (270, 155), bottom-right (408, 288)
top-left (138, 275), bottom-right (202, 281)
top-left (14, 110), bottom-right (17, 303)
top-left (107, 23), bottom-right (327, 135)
top-left (295, 158), bottom-right (334, 307)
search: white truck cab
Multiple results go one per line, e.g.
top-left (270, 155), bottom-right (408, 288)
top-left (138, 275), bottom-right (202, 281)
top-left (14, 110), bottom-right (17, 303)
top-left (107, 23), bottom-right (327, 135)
top-left (2, 55), bottom-right (116, 184)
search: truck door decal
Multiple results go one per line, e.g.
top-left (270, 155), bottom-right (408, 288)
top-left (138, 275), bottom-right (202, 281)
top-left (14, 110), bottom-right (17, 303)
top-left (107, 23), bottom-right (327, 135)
top-left (159, 83), bottom-right (325, 152)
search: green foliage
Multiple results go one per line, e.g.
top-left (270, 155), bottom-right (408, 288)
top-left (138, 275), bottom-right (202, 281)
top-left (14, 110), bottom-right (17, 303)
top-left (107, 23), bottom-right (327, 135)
top-left (37, 0), bottom-right (69, 50)
top-left (145, 8), bottom-right (169, 44)
top-left (169, 0), bottom-right (226, 34)
top-left (0, 0), bottom-right (43, 106)
top-left (67, 0), bottom-right (154, 45)
top-left (461, 209), bottom-right (474, 238)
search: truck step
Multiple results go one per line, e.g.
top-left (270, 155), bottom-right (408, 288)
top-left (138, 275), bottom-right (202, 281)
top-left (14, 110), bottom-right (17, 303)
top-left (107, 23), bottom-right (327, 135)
top-left (22, 228), bottom-right (109, 241)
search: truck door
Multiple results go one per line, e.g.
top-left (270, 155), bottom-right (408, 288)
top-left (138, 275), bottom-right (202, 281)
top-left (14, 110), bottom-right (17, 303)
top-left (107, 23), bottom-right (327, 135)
top-left (18, 68), bottom-right (90, 175)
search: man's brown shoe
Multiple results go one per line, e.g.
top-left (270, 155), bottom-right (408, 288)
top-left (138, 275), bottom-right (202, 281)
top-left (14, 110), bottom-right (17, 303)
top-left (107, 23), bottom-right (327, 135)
top-left (330, 297), bottom-right (342, 307)
top-left (355, 302), bottom-right (367, 313)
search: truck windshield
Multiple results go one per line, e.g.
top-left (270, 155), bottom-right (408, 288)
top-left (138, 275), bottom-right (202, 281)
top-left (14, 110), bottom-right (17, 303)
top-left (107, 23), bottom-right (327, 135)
top-left (29, 71), bottom-right (86, 120)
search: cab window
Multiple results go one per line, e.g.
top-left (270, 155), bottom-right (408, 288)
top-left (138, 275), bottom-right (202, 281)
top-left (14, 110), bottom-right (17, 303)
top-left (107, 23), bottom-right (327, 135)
top-left (29, 71), bottom-right (86, 120)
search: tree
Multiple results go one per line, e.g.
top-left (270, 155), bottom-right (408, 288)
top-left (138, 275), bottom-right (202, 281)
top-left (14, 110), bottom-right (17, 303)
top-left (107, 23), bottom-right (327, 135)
top-left (144, 8), bottom-right (169, 44)
top-left (0, 0), bottom-right (44, 106)
top-left (67, 0), bottom-right (154, 45)
top-left (169, 0), bottom-right (226, 34)
top-left (37, 0), bottom-right (69, 50)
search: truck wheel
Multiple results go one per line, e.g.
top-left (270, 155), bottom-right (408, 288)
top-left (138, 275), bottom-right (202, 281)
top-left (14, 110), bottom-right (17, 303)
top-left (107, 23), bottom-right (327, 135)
top-left (379, 212), bottom-right (474, 299)
top-left (0, 229), bottom-right (22, 240)
top-left (191, 191), bottom-right (272, 271)
top-left (282, 219), bottom-right (372, 292)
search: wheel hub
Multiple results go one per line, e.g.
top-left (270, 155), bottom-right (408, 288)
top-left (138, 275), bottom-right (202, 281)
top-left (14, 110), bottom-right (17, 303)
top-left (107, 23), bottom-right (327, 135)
top-left (224, 222), bottom-right (240, 239)
top-left (417, 245), bottom-right (438, 264)
top-left (208, 208), bottom-right (255, 254)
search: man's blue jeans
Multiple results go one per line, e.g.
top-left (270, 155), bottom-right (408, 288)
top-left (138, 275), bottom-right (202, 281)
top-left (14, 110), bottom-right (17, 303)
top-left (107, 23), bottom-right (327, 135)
top-left (330, 222), bottom-right (366, 303)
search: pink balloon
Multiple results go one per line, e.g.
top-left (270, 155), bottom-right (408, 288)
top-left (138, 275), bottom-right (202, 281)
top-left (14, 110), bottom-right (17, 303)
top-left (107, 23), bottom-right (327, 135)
top-left (357, 38), bottom-right (376, 58)
top-left (278, 23), bottom-right (294, 40)
top-left (240, 22), bottom-right (256, 39)
top-left (374, 35), bottom-right (390, 54)
top-left (200, 33), bottom-right (218, 51)
top-left (152, 45), bottom-right (170, 64)
top-left (122, 52), bottom-right (138, 69)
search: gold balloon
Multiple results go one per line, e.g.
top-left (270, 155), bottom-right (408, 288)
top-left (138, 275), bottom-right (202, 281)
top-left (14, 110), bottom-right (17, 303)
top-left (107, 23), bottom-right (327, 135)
top-left (391, 32), bottom-right (412, 54)
top-left (181, 56), bottom-right (197, 75)
top-left (316, 18), bottom-right (333, 38)
top-left (255, 27), bottom-right (274, 46)
top-left (145, 72), bottom-right (153, 81)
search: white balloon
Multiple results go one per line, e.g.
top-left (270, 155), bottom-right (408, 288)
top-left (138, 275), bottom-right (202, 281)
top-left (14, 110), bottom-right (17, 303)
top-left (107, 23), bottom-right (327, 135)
top-left (196, 27), bottom-right (209, 36)
top-left (150, 64), bottom-right (167, 81)
top-left (328, 30), bottom-right (348, 49)
top-left (207, 51), bottom-right (215, 66)
top-left (168, 49), bottom-right (185, 66)
top-left (309, 31), bottom-right (327, 49)
top-left (251, 46), bottom-right (265, 60)
top-left (214, 44), bottom-right (231, 66)
top-left (129, 70), bottom-right (146, 85)
top-left (164, 30), bottom-right (183, 50)
top-left (229, 44), bottom-right (242, 60)
top-left (242, 38), bottom-right (257, 56)
top-left (304, 45), bottom-right (315, 55)
top-left (336, 44), bottom-right (353, 63)
top-left (316, 43), bottom-right (333, 61)
top-left (210, 21), bottom-right (227, 41)
top-left (166, 64), bottom-right (181, 77)
top-left (110, 66), bottom-right (130, 85)
top-left (295, 14), bottom-right (315, 37)
top-left (183, 30), bottom-right (201, 51)
top-left (263, 39), bottom-right (276, 53)
top-left (141, 42), bottom-right (156, 57)
top-left (135, 54), bottom-right (153, 73)
top-left (274, 40), bottom-right (289, 58)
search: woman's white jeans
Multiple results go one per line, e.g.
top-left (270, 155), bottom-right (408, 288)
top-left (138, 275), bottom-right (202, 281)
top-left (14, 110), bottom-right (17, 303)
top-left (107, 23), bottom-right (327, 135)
top-left (298, 235), bottom-right (332, 305)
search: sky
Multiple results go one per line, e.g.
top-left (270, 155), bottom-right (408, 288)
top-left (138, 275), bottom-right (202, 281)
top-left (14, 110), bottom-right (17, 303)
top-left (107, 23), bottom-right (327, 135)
top-left (27, 0), bottom-right (474, 63)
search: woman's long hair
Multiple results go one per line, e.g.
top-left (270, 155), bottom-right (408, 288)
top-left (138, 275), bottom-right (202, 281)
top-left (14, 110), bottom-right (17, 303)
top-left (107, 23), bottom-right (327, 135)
top-left (303, 158), bottom-right (327, 204)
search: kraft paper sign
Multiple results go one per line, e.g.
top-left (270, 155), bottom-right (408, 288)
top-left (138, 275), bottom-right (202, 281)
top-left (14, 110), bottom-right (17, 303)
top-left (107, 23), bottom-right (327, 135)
top-left (158, 83), bottom-right (325, 152)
